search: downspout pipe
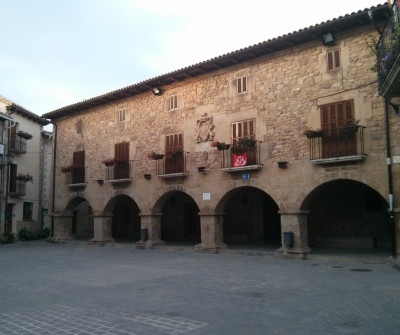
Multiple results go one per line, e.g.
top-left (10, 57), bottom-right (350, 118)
top-left (50, 122), bottom-right (57, 238)
top-left (384, 97), bottom-right (397, 257)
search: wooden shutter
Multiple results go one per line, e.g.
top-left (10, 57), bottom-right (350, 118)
top-left (232, 119), bottom-right (256, 164)
top-left (114, 142), bottom-right (129, 179)
top-left (72, 151), bottom-right (85, 183)
top-left (327, 49), bottom-right (340, 70)
top-left (165, 133), bottom-right (183, 174)
top-left (320, 101), bottom-right (355, 158)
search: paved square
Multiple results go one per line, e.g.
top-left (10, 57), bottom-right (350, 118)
top-left (0, 240), bottom-right (399, 334)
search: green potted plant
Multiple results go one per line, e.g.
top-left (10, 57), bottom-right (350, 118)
top-left (147, 152), bottom-right (164, 160)
top-left (303, 129), bottom-right (324, 138)
top-left (211, 141), bottom-right (230, 151)
top-left (17, 173), bottom-right (33, 183)
top-left (102, 158), bottom-right (115, 166)
top-left (17, 130), bottom-right (33, 140)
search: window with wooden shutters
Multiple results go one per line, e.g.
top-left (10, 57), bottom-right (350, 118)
top-left (76, 120), bottom-right (83, 133)
top-left (320, 100), bottom-right (356, 158)
top-left (114, 142), bottom-right (130, 179)
top-left (169, 94), bottom-right (178, 111)
top-left (165, 133), bottom-right (184, 174)
top-left (9, 164), bottom-right (17, 193)
top-left (118, 108), bottom-right (126, 123)
top-left (237, 76), bottom-right (248, 94)
top-left (232, 119), bottom-right (256, 165)
top-left (72, 151), bottom-right (85, 184)
top-left (327, 49), bottom-right (341, 71)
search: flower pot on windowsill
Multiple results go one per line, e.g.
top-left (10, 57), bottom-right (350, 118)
top-left (197, 166), bottom-right (206, 174)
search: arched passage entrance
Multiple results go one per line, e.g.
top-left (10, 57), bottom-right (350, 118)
top-left (105, 195), bottom-right (140, 241)
top-left (64, 197), bottom-right (93, 240)
top-left (156, 191), bottom-right (200, 244)
top-left (303, 179), bottom-right (391, 250)
top-left (218, 187), bottom-right (280, 246)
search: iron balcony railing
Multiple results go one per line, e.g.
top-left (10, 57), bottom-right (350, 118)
top-left (105, 160), bottom-right (131, 180)
top-left (9, 135), bottom-right (27, 154)
top-left (9, 179), bottom-right (26, 196)
top-left (307, 126), bottom-right (366, 161)
top-left (220, 141), bottom-right (262, 169)
top-left (156, 151), bottom-right (187, 176)
top-left (65, 166), bottom-right (86, 185)
top-left (376, 0), bottom-right (400, 88)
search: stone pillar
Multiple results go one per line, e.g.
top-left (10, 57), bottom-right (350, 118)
top-left (51, 214), bottom-right (73, 242)
top-left (276, 210), bottom-right (311, 259)
top-left (195, 213), bottom-right (227, 253)
top-left (90, 214), bottom-right (114, 245)
top-left (136, 213), bottom-right (165, 249)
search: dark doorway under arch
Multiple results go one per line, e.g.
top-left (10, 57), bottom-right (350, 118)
top-left (65, 197), bottom-right (93, 240)
top-left (111, 196), bottom-right (140, 241)
top-left (305, 180), bottom-right (391, 250)
top-left (222, 187), bottom-right (280, 246)
top-left (160, 192), bottom-right (200, 244)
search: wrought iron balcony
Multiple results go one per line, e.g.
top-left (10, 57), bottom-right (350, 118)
top-left (9, 179), bottom-right (26, 197)
top-left (376, 0), bottom-right (400, 96)
top-left (220, 141), bottom-right (263, 172)
top-left (156, 151), bottom-right (189, 178)
top-left (105, 160), bottom-right (132, 183)
top-left (65, 166), bottom-right (86, 186)
top-left (9, 135), bottom-right (27, 154)
top-left (307, 126), bottom-right (366, 164)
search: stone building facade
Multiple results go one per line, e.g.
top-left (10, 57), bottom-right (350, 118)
top-left (44, 4), bottom-right (399, 258)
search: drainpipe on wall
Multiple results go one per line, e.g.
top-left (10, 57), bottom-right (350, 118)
top-left (384, 98), bottom-right (397, 257)
top-left (50, 122), bottom-right (57, 238)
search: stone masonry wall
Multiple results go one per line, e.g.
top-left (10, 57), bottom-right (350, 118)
top-left (53, 25), bottom-right (390, 219)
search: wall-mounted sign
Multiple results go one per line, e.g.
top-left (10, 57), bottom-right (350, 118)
top-left (393, 156), bottom-right (400, 164)
top-left (203, 193), bottom-right (211, 200)
top-left (242, 173), bottom-right (250, 180)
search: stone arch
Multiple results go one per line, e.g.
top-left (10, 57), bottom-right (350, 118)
top-left (62, 193), bottom-right (93, 239)
top-left (103, 194), bottom-right (141, 241)
top-left (296, 173), bottom-right (387, 211)
top-left (152, 185), bottom-right (201, 213)
top-left (216, 185), bottom-right (281, 245)
top-left (301, 179), bottom-right (391, 250)
top-left (152, 188), bottom-right (201, 244)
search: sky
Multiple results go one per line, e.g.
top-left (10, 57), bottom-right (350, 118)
top-left (0, 0), bottom-right (386, 118)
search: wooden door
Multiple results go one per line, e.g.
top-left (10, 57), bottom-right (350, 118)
top-left (321, 101), bottom-right (356, 158)
top-left (114, 143), bottom-right (129, 179)
top-left (232, 119), bottom-right (256, 165)
top-left (165, 134), bottom-right (183, 174)
top-left (72, 151), bottom-right (85, 183)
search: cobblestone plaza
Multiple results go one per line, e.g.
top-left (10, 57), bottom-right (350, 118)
top-left (0, 241), bottom-right (399, 334)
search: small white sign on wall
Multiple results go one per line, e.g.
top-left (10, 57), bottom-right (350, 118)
top-left (203, 193), bottom-right (211, 200)
top-left (393, 156), bottom-right (400, 164)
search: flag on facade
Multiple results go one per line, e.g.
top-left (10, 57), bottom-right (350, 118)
top-left (233, 152), bottom-right (247, 167)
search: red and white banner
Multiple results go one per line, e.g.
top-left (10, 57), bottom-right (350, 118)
top-left (233, 152), bottom-right (247, 167)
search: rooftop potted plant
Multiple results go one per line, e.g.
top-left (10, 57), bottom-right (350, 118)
top-left (102, 158), bottom-right (115, 166)
top-left (147, 152), bottom-right (164, 160)
top-left (303, 128), bottom-right (324, 139)
top-left (211, 141), bottom-right (230, 151)
top-left (17, 130), bottom-right (33, 140)
top-left (60, 165), bottom-right (74, 173)
top-left (17, 173), bottom-right (33, 183)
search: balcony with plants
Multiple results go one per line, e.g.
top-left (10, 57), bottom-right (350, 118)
top-left (9, 131), bottom-right (32, 154)
top-left (102, 158), bottom-right (132, 183)
top-left (9, 173), bottom-right (32, 197)
top-left (376, 0), bottom-right (400, 96)
top-left (213, 139), bottom-right (263, 172)
top-left (305, 125), bottom-right (366, 164)
top-left (150, 150), bottom-right (189, 178)
top-left (61, 165), bottom-right (86, 187)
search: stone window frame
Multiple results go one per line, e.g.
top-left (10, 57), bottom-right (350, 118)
top-left (76, 120), bottom-right (83, 134)
top-left (118, 107), bottom-right (127, 123)
top-left (169, 94), bottom-right (179, 111)
top-left (327, 49), bottom-right (341, 71)
top-left (23, 202), bottom-right (33, 220)
top-left (237, 76), bottom-right (248, 94)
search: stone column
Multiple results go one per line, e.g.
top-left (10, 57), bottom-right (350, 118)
top-left (195, 213), bottom-right (227, 253)
top-left (136, 213), bottom-right (165, 249)
top-left (51, 214), bottom-right (73, 242)
top-left (276, 210), bottom-right (311, 259)
top-left (90, 214), bottom-right (114, 245)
